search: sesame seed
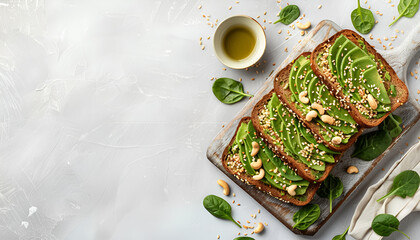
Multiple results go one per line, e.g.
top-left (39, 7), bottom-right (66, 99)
top-left (201, 45), bottom-right (205, 50)
top-left (198, 5), bottom-right (202, 9)
top-left (228, 6), bottom-right (232, 10)
top-left (318, 4), bottom-right (322, 9)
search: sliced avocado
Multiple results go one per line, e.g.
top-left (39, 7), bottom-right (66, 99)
top-left (318, 85), bottom-right (357, 124)
top-left (296, 123), bottom-right (340, 155)
top-left (294, 60), bottom-right (311, 103)
top-left (335, 40), bottom-right (358, 86)
top-left (308, 77), bottom-right (320, 104)
top-left (237, 138), bottom-right (255, 175)
top-left (328, 35), bottom-right (347, 78)
top-left (289, 56), bottom-right (308, 100)
top-left (263, 147), bottom-right (304, 181)
top-left (362, 67), bottom-right (391, 104)
top-left (340, 47), bottom-right (369, 93)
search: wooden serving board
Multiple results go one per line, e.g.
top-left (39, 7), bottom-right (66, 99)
top-left (206, 20), bottom-right (420, 235)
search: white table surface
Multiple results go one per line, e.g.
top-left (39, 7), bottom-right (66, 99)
top-left (0, 0), bottom-right (419, 239)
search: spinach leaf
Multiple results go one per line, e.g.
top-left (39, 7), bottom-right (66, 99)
top-left (233, 237), bottom-right (255, 240)
top-left (389, 0), bottom-right (420, 26)
top-left (377, 170), bottom-right (420, 202)
top-left (203, 195), bottom-right (241, 228)
top-left (351, 130), bottom-right (392, 161)
top-left (316, 175), bottom-right (344, 213)
top-left (372, 214), bottom-right (409, 239)
top-left (332, 226), bottom-right (349, 240)
top-left (274, 5), bottom-right (300, 25)
top-left (379, 114), bottom-right (402, 138)
top-left (212, 78), bottom-right (253, 104)
top-left (351, 0), bottom-right (375, 34)
top-left (292, 204), bottom-right (320, 230)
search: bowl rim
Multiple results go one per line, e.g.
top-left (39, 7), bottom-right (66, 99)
top-left (213, 14), bottom-right (267, 69)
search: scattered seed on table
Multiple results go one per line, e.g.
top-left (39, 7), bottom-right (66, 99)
top-left (228, 6), bottom-right (232, 10)
top-left (318, 4), bottom-right (322, 9)
top-left (202, 46), bottom-right (205, 50)
top-left (198, 5), bottom-right (202, 9)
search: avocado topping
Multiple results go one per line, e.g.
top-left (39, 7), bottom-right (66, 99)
top-left (288, 55), bottom-right (359, 147)
top-left (257, 93), bottom-right (340, 180)
top-left (227, 120), bottom-right (310, 196)
top-left (318, 35), bottom-right (393, 119)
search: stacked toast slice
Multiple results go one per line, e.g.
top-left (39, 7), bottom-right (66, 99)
top-left (221, 30), bottom-right (409, 206)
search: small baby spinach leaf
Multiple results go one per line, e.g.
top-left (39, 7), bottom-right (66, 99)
top-left (332, 226), bottom-right (349, 240)
top-left (389, 0), bottom-right (420, 26)
top-left (203, 195), bottom-right (241, 228)
top-left (351, 130), bottom-right (392, 161)
top-left (316, 175), bottom-right (344, 213)
top-left (274, 5), bottom-right (300, 25)
top-left (351, 0), bottom-right (375, 34)
top-left (212, 78), bottom-right (253, 104)
top-left (372, 214), bottom-right (409, 239)
top-left (233, 237), bottom-right (255, 240)
top-left (377, 170), bottom-right (420, 202)
top-left (292, 204), bottom-right (320, 230)
top-left (379, 114), bottom-right (402, 138)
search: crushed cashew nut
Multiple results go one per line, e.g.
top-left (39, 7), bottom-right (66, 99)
top-left (347, 166), bottom-right (359, 174)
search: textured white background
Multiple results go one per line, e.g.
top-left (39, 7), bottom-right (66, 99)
top-left (0, 0), bottom-right (419, 239)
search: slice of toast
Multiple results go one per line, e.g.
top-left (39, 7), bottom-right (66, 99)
top-left (310, 29), bottom-right (409, 127)
top-left (251, 91), bottom-right (340, 182)
top-left (273, 52), bottom-right (364, 152)
top-left (222, 117), bottom-right (320, 206)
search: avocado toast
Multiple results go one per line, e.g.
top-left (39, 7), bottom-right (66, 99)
top-left (251, 91), bottom-right (341, 182)
top-left (222, 117), bottom-right (320, 206)
top-left (311, 30), bottom-right (409, 127)
top-left (274, 52), bottom-right (364, 152)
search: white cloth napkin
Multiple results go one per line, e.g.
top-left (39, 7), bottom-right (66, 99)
top-left (349, 142), bottom-right (420, 240)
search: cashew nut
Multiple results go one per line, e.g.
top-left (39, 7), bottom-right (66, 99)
top-left (217, 179), bottom-right (230, 196)
top-left (320, 115), bottom-right (335, 125)
top-left (367, 94), bottom-right (378, 110)
top-left (311, 103), bottom-right (325, 115)
top-left (331, 136), bottom-right (342, 145)
top-left (287, 184), bottom-right (297, 196)
top-left (299, 91), bottom-right (309, 104)
top-left (296, 21), bottom-right (311, 30)
top-left (347, 166), bottom-right (359, 174)
top-left (254, 222), bottom-right (265, 234)
top-left (305, 110), bottom-right (318, 122)
top-left (251, 141), bottom-right (260, 157)
top-left (251, 158), bottom-right (263, 170)
top-left (253, 169), bottom-right (265, 180)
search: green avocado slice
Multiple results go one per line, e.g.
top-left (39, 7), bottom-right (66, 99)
top-left (318, 85), bottom-right (357, 124)
top-left (295, 60), bottom-right (311, 103)
top-left (289, 56), bottom-right (308, 100)
top-left (335, 40), bottom-right (358, 86)
top-left (362, 67), bottom-right (391, 104)
top-left (328, 35), bottom-right (347, 78)
top-left (340, 47), bottom-right (369, 93)
top-left (296, 123), bottom-right (340, 155)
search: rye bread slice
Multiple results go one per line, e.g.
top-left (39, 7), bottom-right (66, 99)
top-left (222, 117), bottom-right (320, 206)
top-left (310, 29), bottom-right (409, 127)
top-left (273, 52), bottom-right (364, 152)
top-left (251, 91), bottom-right (340, 182)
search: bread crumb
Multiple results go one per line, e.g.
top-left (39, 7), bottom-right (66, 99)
top-left (382, 168), bottom-right (385, 171)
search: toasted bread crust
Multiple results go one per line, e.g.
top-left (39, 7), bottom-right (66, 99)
top-left (251, 91), bottom-right (339, 182)
top-left (221, 117), bottom-right (320, 206)
top-left (310, 29), bottom-right (409, 127)
top-left (273, 52), bottom-right (365, 152)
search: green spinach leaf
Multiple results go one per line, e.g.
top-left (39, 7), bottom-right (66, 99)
top-left (332, 226), bottom-right (349, 240)
top-left (351, 0), bottom-right (375, 34)
top-left (351, 130), bottom-right (392, 161)
top-left (233, 237), bottom-right (255, 240)
top-left (274, 5), bottom-right (300, 25)
top-left (212, 78), bottom-right (253, 104)
top-left (389, 0), bottom-right (420, 26)
top-left (292, 204), bottom-right (320, 230)
top-left (372, 214), bottom-right (409, 239)
top-left (203, 195), bottom-right (241, 228)
top-left (316, 175), bottom-right (344, 213)
top-left (379, 114), bottom-right (402, 138)
top-left (377, 170), bottom-right (420, 202)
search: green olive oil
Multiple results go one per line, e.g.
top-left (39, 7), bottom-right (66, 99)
top-left (223, 26), bottom-right (256, 60)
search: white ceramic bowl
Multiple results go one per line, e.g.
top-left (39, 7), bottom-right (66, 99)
top-left (213, 15), bottom-right (266, 69)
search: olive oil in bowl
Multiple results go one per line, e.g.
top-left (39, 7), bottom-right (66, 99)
top-left (213, 15), bottom-right (266, 69)
top-left (223, 26), bottom-right (256, 60)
